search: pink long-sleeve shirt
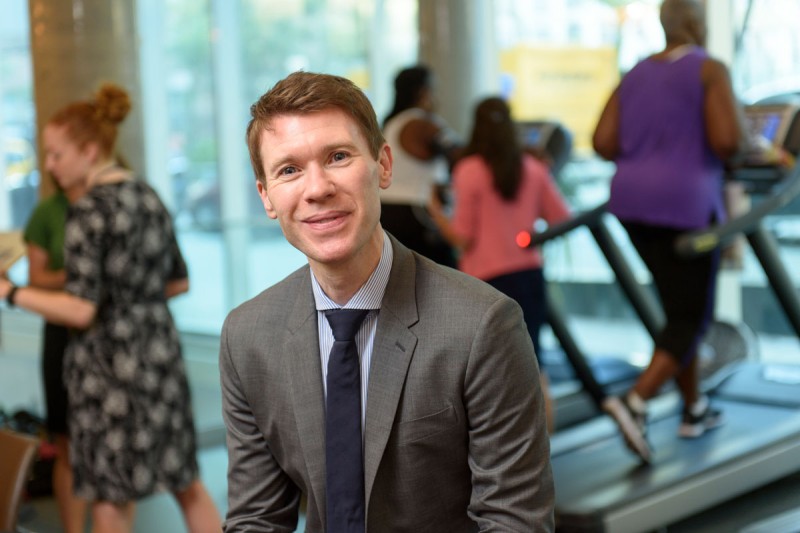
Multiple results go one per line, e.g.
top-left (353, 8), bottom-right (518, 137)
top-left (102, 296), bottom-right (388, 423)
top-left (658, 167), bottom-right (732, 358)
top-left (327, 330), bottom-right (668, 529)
top-left (452, 153), bottom-right (570, 281)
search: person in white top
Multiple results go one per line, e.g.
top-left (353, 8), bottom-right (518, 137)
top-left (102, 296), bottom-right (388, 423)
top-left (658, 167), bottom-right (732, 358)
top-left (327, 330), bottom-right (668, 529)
top-left (380, 65), bottom-right (462, 267)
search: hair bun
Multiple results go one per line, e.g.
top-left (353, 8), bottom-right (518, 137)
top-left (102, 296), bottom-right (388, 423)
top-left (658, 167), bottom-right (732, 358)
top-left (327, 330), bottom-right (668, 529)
top-left (94, 83), bottom-right (132, 124)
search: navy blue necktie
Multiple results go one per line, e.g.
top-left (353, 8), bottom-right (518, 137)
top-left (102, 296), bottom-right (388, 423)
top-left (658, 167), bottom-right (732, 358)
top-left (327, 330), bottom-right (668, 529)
top-left (324, 309), bottom-right (369, 533)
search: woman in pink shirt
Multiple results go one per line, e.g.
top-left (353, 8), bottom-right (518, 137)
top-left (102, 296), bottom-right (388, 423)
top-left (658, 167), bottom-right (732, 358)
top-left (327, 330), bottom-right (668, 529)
top-left (431, 96), bottom-right (570, 430)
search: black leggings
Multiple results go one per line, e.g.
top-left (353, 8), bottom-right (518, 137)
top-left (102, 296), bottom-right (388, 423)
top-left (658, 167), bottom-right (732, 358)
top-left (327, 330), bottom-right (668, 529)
top-left (486, 268), bottom-right (547, 367)
top-left (42, 322), bottom-right (71, 435)
top-left (623, 221), bottom-right (720, 367)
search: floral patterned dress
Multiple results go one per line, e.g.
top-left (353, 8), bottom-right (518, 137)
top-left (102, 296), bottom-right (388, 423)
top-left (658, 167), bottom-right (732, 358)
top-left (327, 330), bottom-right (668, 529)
top-left (63, 179), bottom-right (198, 502)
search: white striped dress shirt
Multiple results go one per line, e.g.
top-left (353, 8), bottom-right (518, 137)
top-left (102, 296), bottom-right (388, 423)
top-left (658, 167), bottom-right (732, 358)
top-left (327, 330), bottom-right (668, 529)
top-left (311, 231), bottom-right (393, 431)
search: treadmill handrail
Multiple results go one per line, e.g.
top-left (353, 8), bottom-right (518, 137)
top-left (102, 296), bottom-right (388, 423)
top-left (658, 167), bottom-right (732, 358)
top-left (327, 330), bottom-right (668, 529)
top-left (675, 164), bottom-right (800, 256)
top-left (526, 202), bottom-right (608, 247)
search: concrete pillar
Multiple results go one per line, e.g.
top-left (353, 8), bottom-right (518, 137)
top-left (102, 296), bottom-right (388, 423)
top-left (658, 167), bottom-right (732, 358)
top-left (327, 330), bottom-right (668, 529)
top-left (28, 0), bottom-right (144, 196)
top-left (418, 0), bottom-right (496, 138)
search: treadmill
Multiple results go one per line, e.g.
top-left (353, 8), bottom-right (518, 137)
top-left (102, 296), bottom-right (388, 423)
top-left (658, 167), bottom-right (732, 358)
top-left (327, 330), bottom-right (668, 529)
top-left (517, 120), bottom-right (753, 430)
top-left (529, 202), bottom-right (665, 429)
top-left (547, 102), bottom-right (800, 533)
top-left (517, 121), bottom-right (651, 430)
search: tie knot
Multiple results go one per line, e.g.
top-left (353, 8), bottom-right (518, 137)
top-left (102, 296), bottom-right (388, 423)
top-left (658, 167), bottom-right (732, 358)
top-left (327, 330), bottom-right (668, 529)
top-left (324, 309), bottom-right (369, 341)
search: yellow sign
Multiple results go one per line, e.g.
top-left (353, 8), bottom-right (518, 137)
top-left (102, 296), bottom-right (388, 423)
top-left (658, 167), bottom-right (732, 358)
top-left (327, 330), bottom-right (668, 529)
top-left (500, 46), bottom-right (619, 155)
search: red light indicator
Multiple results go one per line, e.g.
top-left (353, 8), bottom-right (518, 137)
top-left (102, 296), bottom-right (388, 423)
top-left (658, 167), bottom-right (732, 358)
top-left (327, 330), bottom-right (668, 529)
top-left (516, 231), bottom-right (531, 248)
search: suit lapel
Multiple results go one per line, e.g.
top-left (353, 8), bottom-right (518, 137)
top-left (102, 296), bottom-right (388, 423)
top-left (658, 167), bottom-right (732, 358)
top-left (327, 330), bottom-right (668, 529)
top-left (364, 238), bottom-right (419, 501)
top-left (285, 270), bottom-right (327, 519)
top-left (284, 239), bottom-right (421, 513)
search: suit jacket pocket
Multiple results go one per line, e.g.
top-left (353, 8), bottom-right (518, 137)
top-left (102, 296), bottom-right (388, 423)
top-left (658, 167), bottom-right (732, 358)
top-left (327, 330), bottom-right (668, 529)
top-left (397, 404), bottom-right (458, 445)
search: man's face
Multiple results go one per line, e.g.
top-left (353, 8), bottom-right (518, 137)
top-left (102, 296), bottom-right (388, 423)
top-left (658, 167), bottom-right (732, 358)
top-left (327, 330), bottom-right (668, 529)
top-left (256, 108), bottom-right (392, 271)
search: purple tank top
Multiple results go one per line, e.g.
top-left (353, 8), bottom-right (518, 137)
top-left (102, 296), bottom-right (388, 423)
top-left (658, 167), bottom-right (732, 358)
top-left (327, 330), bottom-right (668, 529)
top-left (607, 47), bottom-right (725, 229)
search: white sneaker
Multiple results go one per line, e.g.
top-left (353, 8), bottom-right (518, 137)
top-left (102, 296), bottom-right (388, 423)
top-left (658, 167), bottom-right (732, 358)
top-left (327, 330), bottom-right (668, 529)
top-left (678, 398), bottom-right (724, 438)
top-left (603, 396), bottom-right (651, 464)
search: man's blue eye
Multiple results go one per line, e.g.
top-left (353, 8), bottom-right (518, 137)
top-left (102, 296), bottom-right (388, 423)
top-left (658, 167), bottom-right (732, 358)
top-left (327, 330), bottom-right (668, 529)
top-left (332, 152), bottom-right (347, 162)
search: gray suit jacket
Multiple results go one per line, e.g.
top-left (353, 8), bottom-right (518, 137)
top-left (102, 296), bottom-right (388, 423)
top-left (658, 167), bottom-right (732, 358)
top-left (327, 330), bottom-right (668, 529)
top-left (220, 236), bottom-right (554, 532)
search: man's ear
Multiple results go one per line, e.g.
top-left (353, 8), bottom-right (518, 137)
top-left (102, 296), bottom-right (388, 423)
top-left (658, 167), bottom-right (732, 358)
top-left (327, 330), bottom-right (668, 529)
top-left (256, 179), bottom-right (277, 219)
top-left (378, 143), bottom-right (393, 190)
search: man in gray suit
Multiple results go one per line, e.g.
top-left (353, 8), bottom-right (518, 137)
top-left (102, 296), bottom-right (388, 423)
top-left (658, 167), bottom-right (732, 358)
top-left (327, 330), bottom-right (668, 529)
top-left (220, 71), bottom-right (554, 532)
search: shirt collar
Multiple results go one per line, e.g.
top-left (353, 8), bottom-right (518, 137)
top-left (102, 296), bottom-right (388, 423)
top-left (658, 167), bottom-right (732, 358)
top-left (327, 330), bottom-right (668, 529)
top-left (311, 230), bottom-right (393, 311)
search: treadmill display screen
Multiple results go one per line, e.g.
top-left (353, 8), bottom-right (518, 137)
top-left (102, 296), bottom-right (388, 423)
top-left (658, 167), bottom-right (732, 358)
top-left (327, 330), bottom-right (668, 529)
top-left (525, 127), bottom-right (542, 147)
top-left (742, 104), bottom-right (797, 166)
top-left (517, 122), bottom-right (555, 151)
top-left (746, 111), bottom-right (782, 147)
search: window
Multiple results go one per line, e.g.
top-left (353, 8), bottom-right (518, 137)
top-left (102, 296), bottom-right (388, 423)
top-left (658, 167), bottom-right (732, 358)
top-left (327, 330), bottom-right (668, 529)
top-left (0, 0), bottom-right (37, 232)
top-left (139, 0), bottom-right (418, 334)
top-left (731, 0), bottom-right (800, 338)
top-left (495, 0), bottom-right (662, 158)
top-left (492, 0), bottom-right (800, 355)
top-left (733, 0), bottom-right (800, 102)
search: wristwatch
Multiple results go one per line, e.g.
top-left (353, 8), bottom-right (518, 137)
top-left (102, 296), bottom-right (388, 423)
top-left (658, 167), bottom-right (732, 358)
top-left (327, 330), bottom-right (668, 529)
top-left (6, 284), bottom-right (19, 307)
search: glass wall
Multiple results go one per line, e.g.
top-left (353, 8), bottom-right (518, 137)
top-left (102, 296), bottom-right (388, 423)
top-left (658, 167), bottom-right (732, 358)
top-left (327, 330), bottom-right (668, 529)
top-left (494, 0), bottom-right (662, 157)
top-left (730, 0), bottom-right (800, 337)
top-left (0, 0), bottom-right (37, 232)
top-left (2, 0), bottom-right (799, 345)
top-left (733, 0), bottom-right (800, 102)
top-left (492, 0), bottom-right (800, 356)
top-left (136, 0), bottom-right (418, 333)
top-left (492, 0), bottom-right (661, 361)
top-left (1, 0), bottom-right (418, 335)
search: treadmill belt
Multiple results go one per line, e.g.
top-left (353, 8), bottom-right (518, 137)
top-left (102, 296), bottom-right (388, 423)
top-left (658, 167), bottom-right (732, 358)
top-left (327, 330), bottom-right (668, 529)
top-left (714, 361), bottom-right (800, 408)
top-left (552, 398), bottom-right (800, 533)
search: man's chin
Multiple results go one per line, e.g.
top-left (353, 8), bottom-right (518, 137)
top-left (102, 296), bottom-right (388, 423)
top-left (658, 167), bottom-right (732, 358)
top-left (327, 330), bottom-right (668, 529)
top-left (295, 227), bottom-right (380, 269)
top-left (298, 238), bottom-right (352, 265)
top-left (307, 250), bottom-right (353, 269)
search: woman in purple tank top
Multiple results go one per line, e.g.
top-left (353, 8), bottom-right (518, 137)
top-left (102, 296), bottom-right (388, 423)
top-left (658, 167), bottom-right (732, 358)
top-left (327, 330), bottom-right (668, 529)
top-left (591, 0), bottom-right (744, 463)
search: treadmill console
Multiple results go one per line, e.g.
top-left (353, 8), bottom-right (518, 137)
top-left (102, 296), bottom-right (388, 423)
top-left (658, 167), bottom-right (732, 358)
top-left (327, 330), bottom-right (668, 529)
top-left (516, 120), bottom-right (573, 178)
top-left (735, 104), bottom-right (800, 191)
top-left (741, 103), bottom-right (800, 166)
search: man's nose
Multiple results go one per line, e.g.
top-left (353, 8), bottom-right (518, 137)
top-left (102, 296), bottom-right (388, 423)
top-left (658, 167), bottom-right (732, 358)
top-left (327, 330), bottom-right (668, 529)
top-left (304, 165), bottom-right (336, 199)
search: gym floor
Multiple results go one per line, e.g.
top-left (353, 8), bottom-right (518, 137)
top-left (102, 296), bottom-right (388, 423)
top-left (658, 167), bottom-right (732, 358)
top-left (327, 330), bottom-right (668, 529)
top-left (2, 311), bottom-right (798, 533)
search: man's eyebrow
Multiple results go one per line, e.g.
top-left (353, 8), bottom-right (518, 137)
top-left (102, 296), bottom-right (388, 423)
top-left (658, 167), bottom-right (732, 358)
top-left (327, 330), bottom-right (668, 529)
top-left (266, 140), bottom-right (360, 175)
top-left (266, 155), bottom-right (297, 176)
top-left (319, 140), bottom-right (359, 154)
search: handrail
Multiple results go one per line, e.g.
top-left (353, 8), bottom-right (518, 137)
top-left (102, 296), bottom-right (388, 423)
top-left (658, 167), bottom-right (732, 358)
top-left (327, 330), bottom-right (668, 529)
top-left (523, 202), bottom-right (608, 248)
top-left (518, 197), bottom-right (668, 340)
top-left (675, 163), bottom-right (800, 256)
top-left (673, 161), bottom-right (800, 338)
